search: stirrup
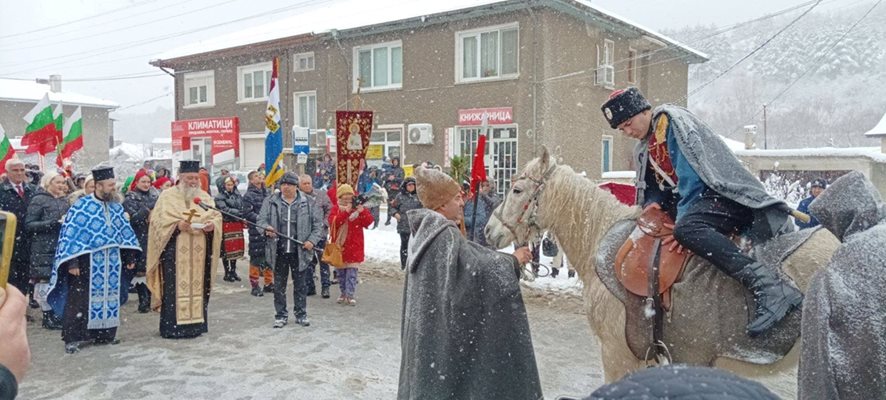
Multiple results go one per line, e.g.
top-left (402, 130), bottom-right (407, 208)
top-left (643, 340), bottom-right (672, 367)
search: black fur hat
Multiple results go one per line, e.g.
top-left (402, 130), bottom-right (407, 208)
top-left (601, 87), bottom-right (652, 129)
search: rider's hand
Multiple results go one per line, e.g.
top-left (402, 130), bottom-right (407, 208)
top-left (643, 202), bottom-right (661, 212)
top-left (662, 222), bottom-right (686, 254)
top-left (513, 246), bottom-right (532, 265)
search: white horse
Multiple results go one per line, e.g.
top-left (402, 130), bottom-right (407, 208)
top-left (485, 147), bottom-right (840, 396)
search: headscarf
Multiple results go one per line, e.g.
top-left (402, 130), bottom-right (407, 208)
top-left (153, 176), bottom-right (171, 189)
top-left (129, 168), bottom-right (151, 192)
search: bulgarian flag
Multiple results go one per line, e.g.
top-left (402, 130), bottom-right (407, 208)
top-left (21, 93), bottom-right (62, 155)
top-left (58, 106), bottom-right (83, 163)
top-left (0, 123), bottom-right (15, 175)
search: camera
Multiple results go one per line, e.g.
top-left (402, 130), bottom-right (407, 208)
top-left (353, 194), bottom-right (368, 207)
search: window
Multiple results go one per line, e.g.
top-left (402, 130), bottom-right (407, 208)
top-left (595, 39), bottom-right (615, 88)
top-left (627, 48), bottom-right (637, 84)
top-left (367, 129), bottom-right (402, 168)
top-left (353, 41), bottom-right (402, 92)
top-left (294, 52), bottom-right (315, 72)
top-left (293, 91), bottom-right (317, 129)
top-left (237, 62), bottom-right (273, 102)
top-left (457, 23), bottom-right (519, 82)
top-left (183, 71), bottom-right (214, 108)
top-left (602, 135), bottom-right (613, 173)
top-left (457, 125), bottom-right (518, 195)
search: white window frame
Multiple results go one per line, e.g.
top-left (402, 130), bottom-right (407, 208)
top-left (237, 61), bottom-right (273, 103)
top-left (455, 22), bottom-right (520, 84)
top-left (292, 90), bottom-right (317, 130)
top-left (183, 70), bottom-right (215, 108)
top-left (456, 124), bottom-right (519, 195)
top-left (352, 40), bottom-right (403, 93)
top-left (367, 124), bottom-right (404, 167)
top-left (293, 52), bottom-right (315, 72)
top-left (627, 47), bottom-right (637, 84)
top-left (602, 135), bottom-right (614, 173)
top-left (595, 39), bottom-right (615, 88)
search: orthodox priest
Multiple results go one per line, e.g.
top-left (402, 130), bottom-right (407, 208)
top-left (147, 160), bottom-right (222, 339)
top-left (47, 166), bottom-right (141, 354)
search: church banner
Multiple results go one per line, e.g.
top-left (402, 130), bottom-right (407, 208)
top-left (335, 111), bottom-right (373, 189)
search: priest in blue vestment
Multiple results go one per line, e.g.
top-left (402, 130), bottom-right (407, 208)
top-left (47, 166), bottom-right (141, 354)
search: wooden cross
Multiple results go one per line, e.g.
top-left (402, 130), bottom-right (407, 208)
top-left (183, 209), bottom-right (201, 223)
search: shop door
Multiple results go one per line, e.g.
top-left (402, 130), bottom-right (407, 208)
top-left (191, 137), bottom-right (213, 173)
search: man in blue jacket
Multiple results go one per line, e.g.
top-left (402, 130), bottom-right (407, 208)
top-left (795, 178), bottom-right (826, 229)
top-left (601, 87), bottom-right (802, 337)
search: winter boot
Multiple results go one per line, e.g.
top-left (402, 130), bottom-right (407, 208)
top-left (42, 311), bottom-right (63, 330)
top-left (222, 264), bottom-right (233, 282)
top-left (251, 286), bottom-right (262, 297)
top-left (229, 261), bottom-right (242, 281)
top-left (732, 262), bottom-right (804, 337)
top-left (136, 284), bottom-right (151, 313)
top-left (263, 285), bottom-right (274, 293)
top-left (65, 342), bottom-right (81, 354)
top-left (321, 286), bottom-right (330, 299)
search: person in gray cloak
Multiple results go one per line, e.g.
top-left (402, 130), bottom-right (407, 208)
top-left (601, 87), bottom-right (801, 337)
top-left (398, 166), bottom-right (542, 400)
top-left (799, 171), bottom-right (886, 399)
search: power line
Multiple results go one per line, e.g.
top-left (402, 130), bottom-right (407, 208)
top-left (0, 71), bottom-right (169, 82)
top-left (0, 0), bottom-right (240, 52)
top-left (0, 0), bottom-right (332, 74)
top-left (727, 0), bottom-right (882, 137)
top-left (686, 0), bottom-right (823, 98)
top-left (115, 91), bottom-right (172, 111)
top-left (0, 0), bottom-right (161, 39)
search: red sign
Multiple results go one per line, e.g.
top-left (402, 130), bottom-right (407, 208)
top-left (457, 107), bottom-right (513, 126)
top-left (171, 117), bottom-right (240, 161)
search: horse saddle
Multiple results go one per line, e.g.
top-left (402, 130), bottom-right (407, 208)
top-left (614, 207), bottom-right (689, 311)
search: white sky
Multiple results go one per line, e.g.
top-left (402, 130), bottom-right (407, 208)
top-left (0, 0), bottom-right (862, 115)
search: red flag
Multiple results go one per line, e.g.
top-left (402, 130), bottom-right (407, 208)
top-left (469, 131), bottom-right (487, 195)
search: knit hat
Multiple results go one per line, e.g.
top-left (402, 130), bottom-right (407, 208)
top-left (337, 183), bottom-right (355, 198)
top-left (414, 166), bottom-right (461, 210)
top-left (811, 178), bottom-right (828, 189)
top-left (601, 86), bottom-right (652, 129)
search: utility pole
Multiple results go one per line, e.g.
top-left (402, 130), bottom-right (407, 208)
top-left (763, 104), bottom-right (768, 150)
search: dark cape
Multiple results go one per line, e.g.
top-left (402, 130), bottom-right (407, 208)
top-left (636, 105), bottom-right (792, 240)
top-left (398, 209), bottom-right (542, 400)
top-left (800, 171), bottom-right (886, 399)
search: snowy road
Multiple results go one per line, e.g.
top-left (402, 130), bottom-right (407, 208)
top-left (20, 266), bottom-right (603, 399)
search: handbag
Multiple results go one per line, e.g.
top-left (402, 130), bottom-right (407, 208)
top-left (321, 216), bottom-right (348, 268)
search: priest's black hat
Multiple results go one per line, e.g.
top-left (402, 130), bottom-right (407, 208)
top-left (179, 160), bottom-right (200, 173)
top-left (601, 87), bottom-right (652, 129)
top-left (91, 166), bottom-right (114, 182)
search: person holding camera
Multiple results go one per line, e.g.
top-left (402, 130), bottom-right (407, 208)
top-left (328, 184), bottom-right (373, 306)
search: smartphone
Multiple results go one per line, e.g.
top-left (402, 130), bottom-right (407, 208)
top-left (0, 211), bottom-right (17, 288)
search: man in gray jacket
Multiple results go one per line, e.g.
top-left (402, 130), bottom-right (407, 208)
top-left (299, 174), bottom-right (333, 298)
top-left (257, 172), bottom-right (323, 328)
top-left (800, 171), bottom-right (886, 399)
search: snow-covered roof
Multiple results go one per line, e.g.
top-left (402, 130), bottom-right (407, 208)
top-left (719, 135), bottom-right (746, 152)
top-left (864, 111), bottom-right (886, 137)
top-left (151, 137), bottom-right (172, 145)
top-left (109, 143), bottom-right (149, 162)
top-left (0, 79), bottom-right (118, 109)
top-left (735, 146), bottom-right (886, 163)
top-left (156, 0), bottom-right (707, 62)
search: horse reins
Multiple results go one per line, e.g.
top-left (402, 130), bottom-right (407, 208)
top-left (495, 164), bottom-right (558, 242)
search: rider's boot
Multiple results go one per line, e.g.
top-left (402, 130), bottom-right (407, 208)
top-left (732, 261), bottom-right (803, 337)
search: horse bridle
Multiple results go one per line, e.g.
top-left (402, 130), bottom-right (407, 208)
top-left (494, 163), bottom-right (557, 243)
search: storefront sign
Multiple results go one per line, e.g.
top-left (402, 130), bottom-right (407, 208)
top-left (457, 107), bottom-right (513, 126)
top-left (171, 117), bottom-right (240, 163)
top-left (292, 127), bottom-right (310, 155)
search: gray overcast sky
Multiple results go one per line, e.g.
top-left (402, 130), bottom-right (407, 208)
top-left (0, 0), bottom-right (851, 115)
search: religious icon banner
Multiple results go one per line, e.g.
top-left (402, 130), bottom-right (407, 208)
top-left (335, 110), bottom-right (373, 189)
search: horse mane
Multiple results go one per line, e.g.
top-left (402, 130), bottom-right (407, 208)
top-left (536, 162), bottom-right (640, 295)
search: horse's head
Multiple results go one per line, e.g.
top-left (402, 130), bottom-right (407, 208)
top-left (486, 146), bottom-right (558, 249)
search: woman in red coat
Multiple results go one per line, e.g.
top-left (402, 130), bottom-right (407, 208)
top-left (328, 184), bottom-right (373, 305)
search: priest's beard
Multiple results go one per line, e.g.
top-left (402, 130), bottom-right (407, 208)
top-left (182, 185), bottom-right (200, 202)
top-left (96, 190), bottom-right (119, 203)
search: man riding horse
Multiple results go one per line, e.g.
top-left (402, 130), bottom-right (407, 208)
top-left (600, 87), bottom-right (802, 337)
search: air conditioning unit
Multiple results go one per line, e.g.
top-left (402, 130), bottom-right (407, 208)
top-left (407, 123), bottom-right (434, 145)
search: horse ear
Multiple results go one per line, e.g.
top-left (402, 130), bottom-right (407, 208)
top-left (540, 145), bottom-right (551, 169)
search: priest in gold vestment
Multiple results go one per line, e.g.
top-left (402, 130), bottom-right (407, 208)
top-left (147, 160), bottom-right (222, 339)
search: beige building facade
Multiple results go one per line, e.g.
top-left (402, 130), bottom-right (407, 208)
top-left (151, 0), bottom-right (706, 194)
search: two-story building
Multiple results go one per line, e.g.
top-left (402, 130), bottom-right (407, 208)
top-left (0, 76), bottom-right (117, 171)
top-left (150, 0), bottom-right (706, 194)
